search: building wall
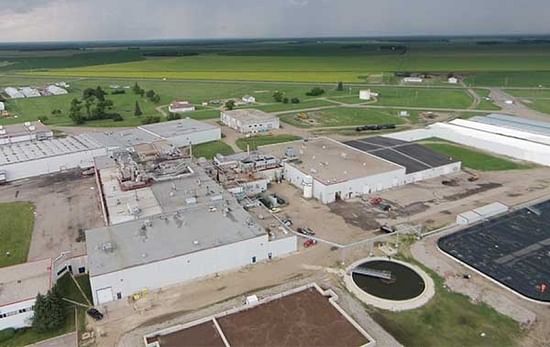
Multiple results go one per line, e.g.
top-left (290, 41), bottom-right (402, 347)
top-left (168, 128), bottom-right (221, 147)
top-left (0, 131), bottom-right (54, 145)
top-left (89, 235), bottom-right (297, 305)
top-left (403, 162), bottom-right (462, 184)
top-left (1, 147), bottom-right (107, 182)
top-left (0, 299), bottom-right (36, 330)
top-left (220, 112), bottom-right (279, 134)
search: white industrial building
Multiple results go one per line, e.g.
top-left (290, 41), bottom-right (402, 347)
top-left (20, 87), bottom-right (41, 98)
top-left (359, 89), bottom-right (379, 101)
top-left (0, 122), bottom-right (53, 145)
top-left (260, 137), bottom-right (461, 204)
top-left (139, 118), bottom-right (221, 147)
top-left (242, 95), bottom-right (256, 104)
top-left (168, 101), bottom-right (195, 113)
top-left (456, 202), bottom-right (509, 225)
top-left (403, 77), bottom-right (423, 83)
top-left (0, 259), bottom-right (52, 330)
top-left (220, 109), bottom-right (279, 134)
top-left (46, 85), bottom-right (68, 95)
top-left (4, 87), bottom-right (25, 99)
top-left (86, 168), bottom-right (297, 305)
top-left (386, 115), bottom-right (550, 166)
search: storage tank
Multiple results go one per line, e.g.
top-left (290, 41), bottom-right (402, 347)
top-left (303, 175), bottom-right (313, 199)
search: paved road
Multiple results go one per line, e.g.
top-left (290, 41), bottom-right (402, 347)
top-left (489, 88), bottom-right (550, 121)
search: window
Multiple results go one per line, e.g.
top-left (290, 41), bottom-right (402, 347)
top-left (251, 256), bottom-right (257, 263)
top-left (116, 292), bottom-right (122, 300)
top-left (78, 267), bottom-right (86, 274)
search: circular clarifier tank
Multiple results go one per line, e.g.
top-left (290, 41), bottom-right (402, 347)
top-left (345, 257), bottom-right (435, 311)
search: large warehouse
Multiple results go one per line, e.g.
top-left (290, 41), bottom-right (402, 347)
top-left (386, 115), bottom-right (550, 166)
top-left (260, 137), bottom-right (460, 204)
top-left (220, 109), bottom-right (280, 134)
top-left (87, 161), bottom-right (296, 305)
top-left (0, 259), bottom-right (52, 330)
top-left (0, 119), bottom-right (221, 182)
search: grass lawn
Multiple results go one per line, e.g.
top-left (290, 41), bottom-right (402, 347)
top-left (250, 99), bottom-right (335, 113)
top-left (373, 86), bottom-right (473, 109)
top-left (473, 88), bottom-right (501, 111)
top-left (280, 107), bottom-right (406, 128)
top-left (236, 134), bottom-right (301, 151)
top-left (422, 141), bottom-right (533, 171)
top-left (369, 263), bottom-right (522, 347)
top-left (505, 89), bottom-right (550, 115)
top-left (1, 274), bottom-right (91, 347)
top-left (465, 71), bottom-right (550, 88)
top-left (192, 141), bottom-right (234, 159)
top-left (0, 202), bottom-right (35, 268)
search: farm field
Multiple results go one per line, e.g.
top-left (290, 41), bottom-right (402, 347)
top-left (472, 88), bottom-right (501, 111)
top-left (0, 202), bottom-right (35, 268)
top-left (279, 107), bottom-right (406, 128)
top-left (421, 141), bottom-right (533, 171)
top-left (370, 86), bottom-right (473, 109)
top-left (236, 134), bottom-right (301, 151)
top-left (192, 141), bottom-right (234, 159)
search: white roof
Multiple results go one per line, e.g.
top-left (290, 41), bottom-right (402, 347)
top-left (472, 202), bottom-right (508, 217)
top-left (0, 259), bottom-right (51, 307)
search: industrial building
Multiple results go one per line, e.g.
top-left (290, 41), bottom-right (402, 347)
top-left (20, 87), bottom-right (41, 98)
top-left (3, 87), bottom-right (25, 99)
top-left (45, 85), bottom-right (68, 95)
top-left (0, 259), bottom-right (52, 330)
top-left (386, 115), bottom-right (550, 166)
top-left (220, 109), bottom-right (280, 134)
top-left (86, 162), bottom-right (296, 305)
top-left (168, 101), bottom-right (195, 113)
top-left (0, 119), bottom-right (220, 182)
top-left (260, 137), bottom-right (460, 204)
top-left (0, 121), bottom-right (53, 145)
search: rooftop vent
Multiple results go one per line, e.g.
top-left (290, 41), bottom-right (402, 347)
top-left (100, 241), bottom-right (116, 253)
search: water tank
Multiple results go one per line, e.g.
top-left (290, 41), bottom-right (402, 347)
top-left (303, 175), bottom-right (313, 199)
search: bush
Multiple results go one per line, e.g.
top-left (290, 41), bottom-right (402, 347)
top-left (32, 287), bottom-right (66, 333)
top-left (291, 97), bottom-right (300, 104)
top-left (273, 91), bottom-right (284, 102)
top-left (111, 89), bottom-right (126, 95)
top-left (38, 116), bottom-right (49, 124)
top-left (141, 115), bottom-right (161, 124)
top-left (0, 328), bottom-right (16, 343)
top-left (111, 113), bottom-right (124, 122)
top-left (283, 97), bottom-right (289, 104)
top-left (306, 87), bottom-right (325, 96)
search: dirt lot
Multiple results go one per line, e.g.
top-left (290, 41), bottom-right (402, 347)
top-left (0, 170), bottom-right (104, 260)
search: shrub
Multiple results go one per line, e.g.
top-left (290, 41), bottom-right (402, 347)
top-left (0, 328), bottom-right (16, 343)
top-left (306, 87), bottom-right (325, 96)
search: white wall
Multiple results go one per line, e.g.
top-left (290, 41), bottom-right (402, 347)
top-left (0, 299), bottom-right (36, 330)
top-left (1, 147), bottom-right (107, 182)
top-left (90, 234), bottom-right (296, 305)
top-left (404, 162), bottom-right (462, 184)
top-left (169, 128), bottom-right (221, 147)
top-left (220, 112), bottom-right (279, 134)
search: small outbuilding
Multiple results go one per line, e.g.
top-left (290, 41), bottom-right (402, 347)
top-left (168, 101), bottom-right (195, 113)
top-left (403, 77), bottom-right (423, 83)
top-left (242, 95), bottom-right (256, 104)
top-left (448, 77), bottom-right (459, 84)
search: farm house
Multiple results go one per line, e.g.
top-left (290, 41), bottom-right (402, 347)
top-left (220, 109), bottom-right (279, 134)
top-left (168, 101), bottom-right (195, 113)
top-left (260, 137), bottom-right (460, 204)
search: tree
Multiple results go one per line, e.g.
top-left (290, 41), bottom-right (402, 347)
top-left (32, 287), bottom-right (66, 333)
top-left (306, 87), bottom-right (325, 96)
top-left (225, 100), bottom-right (236, 110)
top-left (134, 101), bottom-right (143, 116)
top-left (283, 97), bottom-right (289, 104)
top-left (69, 98), bottom-right (84, 124)
top-left (291, 97), bottom-right (300, 104)
top-left (146, 90), bottom-right (155, 99)
top-left (132, 82), bottom-right (142, 94)
top-left (151, 94), bottom-right (161, 103)
top-left (336, 81), bottom-right (344, 91)
top-left (273, 91), bottom-right (284, 102)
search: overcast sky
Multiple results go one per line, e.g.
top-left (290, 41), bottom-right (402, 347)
top-left (1, 0), bottom-right (549, 42)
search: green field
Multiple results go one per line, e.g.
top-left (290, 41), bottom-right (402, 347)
top-left (1, 274), bottom-right (92, 347)
top-left (280, 107), bottom-right (406, 128)
top-left (422, 142), bottom-right (533, 171)
top-left (473, 88), bottom-right (501, 110)
top-left (192, 141), bottom-right (234, 159)
top-left (0, 202), bottom-right (35, 268)
top-left (372, 86), bottom-right (473, 109)
top-left (505, 89), bottom-right (550, 114)
top-left (370, 265), bottom-right (522, 347)
top-left (236, 134), bottom-right (301, 151)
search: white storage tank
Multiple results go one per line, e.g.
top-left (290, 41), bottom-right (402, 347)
top-left (303, 175), bottom-right (313, 199)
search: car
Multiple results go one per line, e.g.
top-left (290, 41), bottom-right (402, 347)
top-left (304, 239), bottom-right (317, 248)
top-left (282, 218), bottom-right (293, 227)
top-left (86, 308), bottom-right (104, 321)
top-left (380, 225), bottom-right (395, 233)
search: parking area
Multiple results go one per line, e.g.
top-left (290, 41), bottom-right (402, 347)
top-left (0, 170), bottom-right (104, 260)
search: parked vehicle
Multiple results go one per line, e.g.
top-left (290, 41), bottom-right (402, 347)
top-left (380, 225), bottom-right (395, 233)
top-left (86, 308), bottom-right (104, 321)
top-left (304, 239), bottom-right (318, 248)
top-left (297, 227), bottom-right (315, 236)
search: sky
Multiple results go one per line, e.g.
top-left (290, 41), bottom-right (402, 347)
top-left (0, 0), bottom-right (549, 42)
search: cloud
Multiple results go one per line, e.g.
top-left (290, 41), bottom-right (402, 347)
top-left (0, 0), bottom-right (549, 42)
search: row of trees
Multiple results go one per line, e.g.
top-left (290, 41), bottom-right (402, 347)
top-left (272, 91), bottom-right (300, 104)
top-left (133, 83), bottom-right (160, 103)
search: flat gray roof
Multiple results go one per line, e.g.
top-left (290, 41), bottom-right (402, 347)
top-left (139, 118), bottom-right (218, 139)
top-left (0, 122), bottom-right (51, 140)
top-left (0, 259), bottom-right (51, 307)
top-left (80, 128), bottom-right (161, 149)
top-left (260, 137), bottom-right (403, 185)
top-left (223, 109), bottom-right (276, 122)
top-left (86, 168), bottom-right (266, 276)
top-left (471, 114), bottom-right (550, 137)
top-left (0, 134), bottom-right (101, 165)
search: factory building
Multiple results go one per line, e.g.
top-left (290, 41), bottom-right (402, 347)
top-left (220, 109), bottom-right (279, 134)
top-left (386, 115), bottom-right (550, 166)
top-left (0, 259), bottom-right (52, 330)
top-left (86, 163), bottom-right (296, 305)
top-left (260, 137), bottom-right (460, 204)
top-left (0, 122), bottom-right (53, 145)
top-left (168, 101), bottom-right (195, 113)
